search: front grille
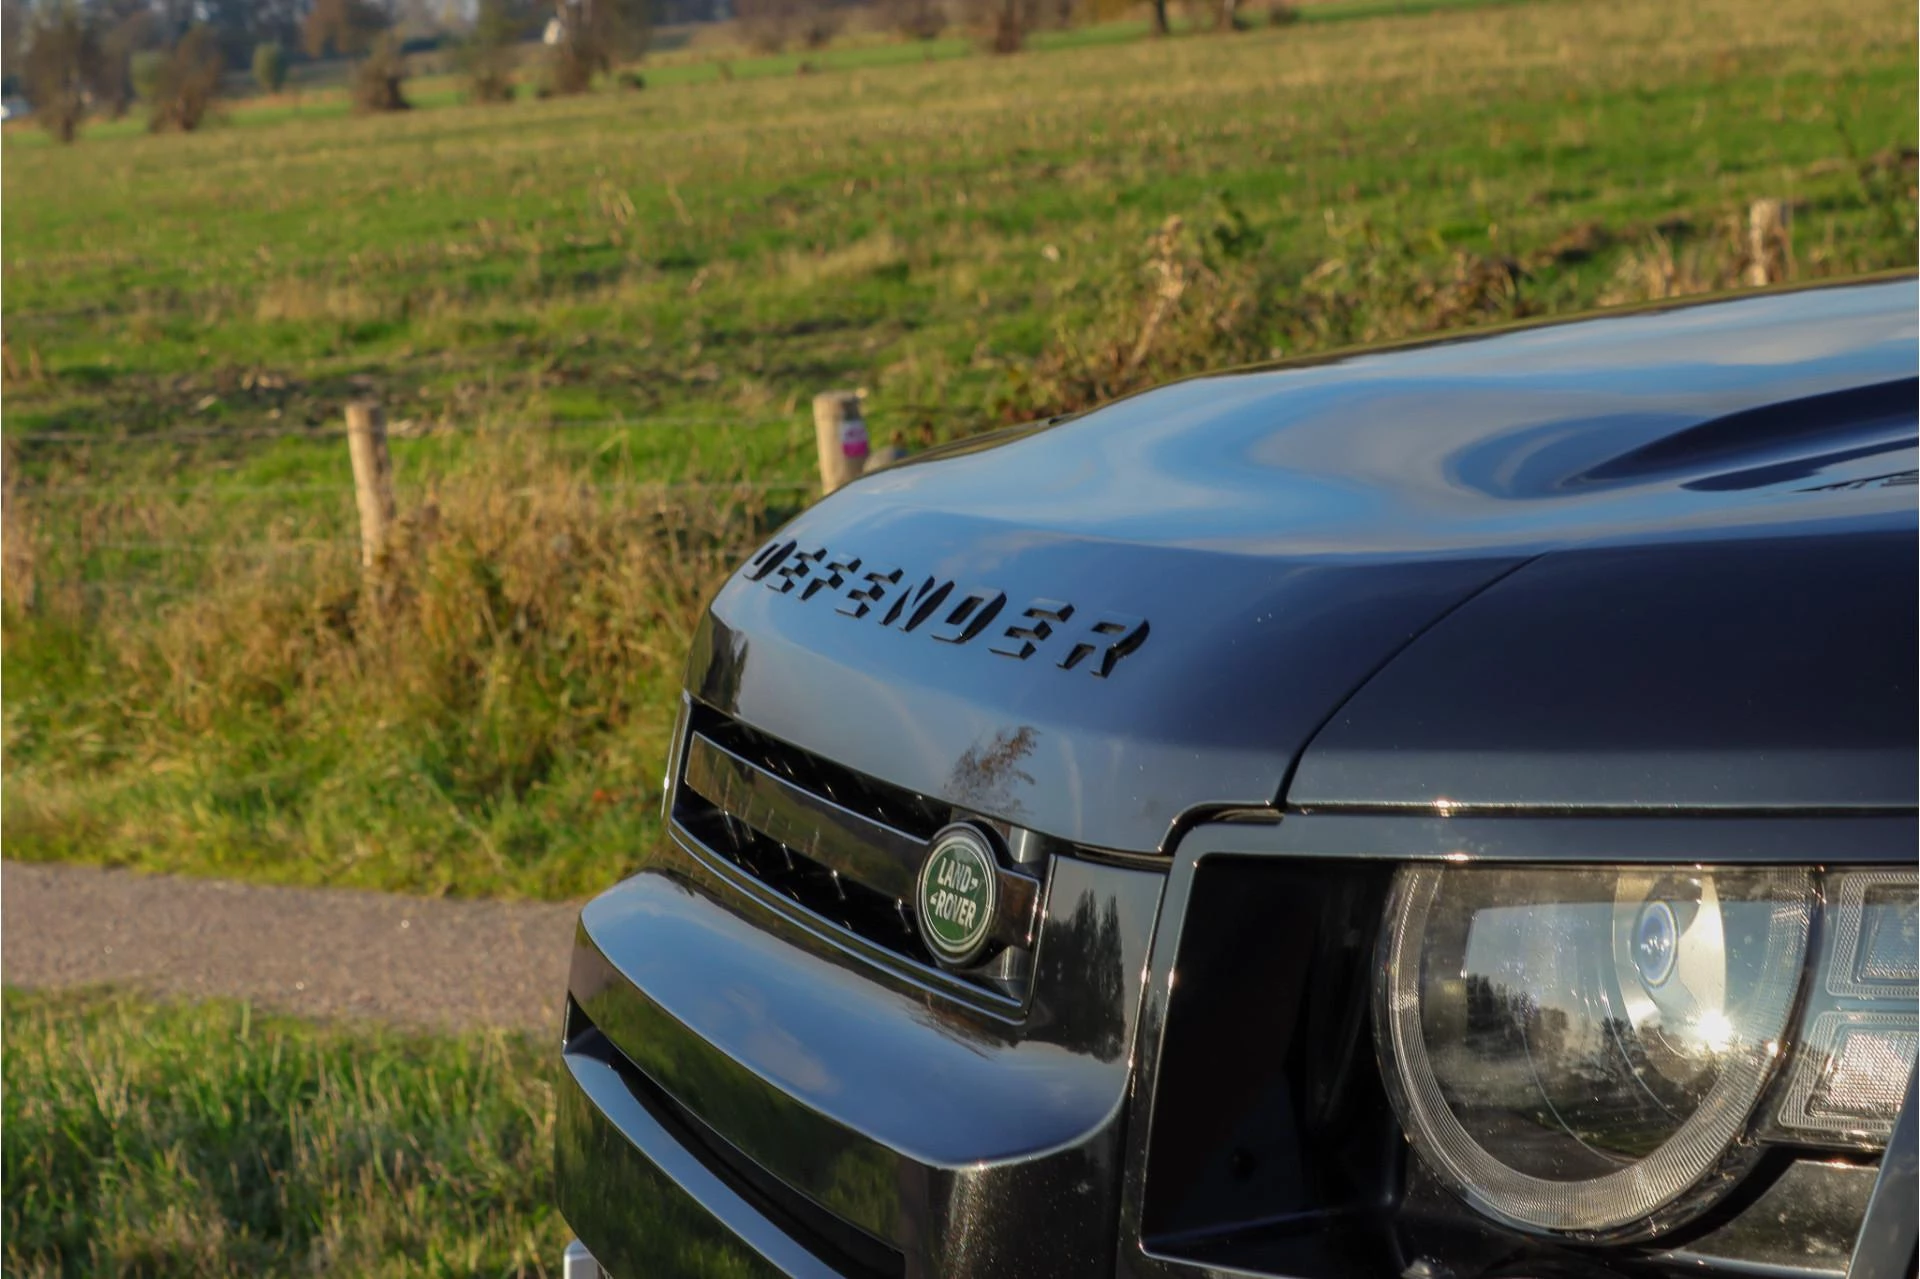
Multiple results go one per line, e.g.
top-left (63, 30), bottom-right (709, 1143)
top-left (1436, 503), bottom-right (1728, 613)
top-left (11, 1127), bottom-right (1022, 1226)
top-left (699, 715), bottom-right (952, 836)
top-left (669, 707), bottom-right (1037, 997)
top-left (675, 794), bottom-right (924, 957)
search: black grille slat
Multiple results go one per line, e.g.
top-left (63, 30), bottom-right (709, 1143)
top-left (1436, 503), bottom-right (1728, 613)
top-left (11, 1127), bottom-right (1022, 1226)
top-left (680, 731), bottom-right (926, 906)
top-left (668, 718), bottom-right (948, 968)
top-left (695, 718), bottom-right (950, 838)
top-left (674, 807), bottom-right (922, 950)
top-left (670, 712), bottom-right (1038, 998)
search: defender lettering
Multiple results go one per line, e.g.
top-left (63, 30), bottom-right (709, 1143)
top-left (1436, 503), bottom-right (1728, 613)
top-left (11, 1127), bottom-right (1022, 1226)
top-left (743, 540), bottom-right (1151, 676)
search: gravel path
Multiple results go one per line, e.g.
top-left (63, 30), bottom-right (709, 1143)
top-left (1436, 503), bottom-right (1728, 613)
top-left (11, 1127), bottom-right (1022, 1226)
top-left (2, 860), bottom-right (585, 1036)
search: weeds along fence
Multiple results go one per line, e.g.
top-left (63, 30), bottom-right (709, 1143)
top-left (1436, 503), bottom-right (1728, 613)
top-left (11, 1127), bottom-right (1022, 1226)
top-left (0, 412), bottom-right (903, 862)
top-left (0, 410), bottom-right (888, 746)
top-left (2, 410), bottom-right (855, 605)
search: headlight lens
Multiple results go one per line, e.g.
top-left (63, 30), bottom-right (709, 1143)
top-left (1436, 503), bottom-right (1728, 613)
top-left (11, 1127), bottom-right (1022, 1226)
top-left (1376, 865), bottom-right (1813, 1238)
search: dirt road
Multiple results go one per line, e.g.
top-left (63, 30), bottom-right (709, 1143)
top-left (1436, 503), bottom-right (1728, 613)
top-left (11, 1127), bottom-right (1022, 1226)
top-left (2, 860), bottom-right (584, 1035)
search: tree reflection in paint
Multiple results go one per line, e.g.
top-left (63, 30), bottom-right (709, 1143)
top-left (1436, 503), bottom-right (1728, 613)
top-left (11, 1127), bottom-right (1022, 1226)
top-left (1033, 889), bottom-right (1127, 1063)
top-left (948, 726), bottom-right (1037, 819)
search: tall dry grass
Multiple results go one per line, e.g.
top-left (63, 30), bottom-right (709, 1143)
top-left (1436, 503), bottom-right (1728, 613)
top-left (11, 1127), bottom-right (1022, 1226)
top-left (993, 188), bottom-right (1876, 421)
top-left (1, 436), bottom-right (778, 897)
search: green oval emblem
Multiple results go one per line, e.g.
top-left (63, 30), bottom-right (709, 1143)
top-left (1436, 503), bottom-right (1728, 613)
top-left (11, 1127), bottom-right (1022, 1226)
top-left (916, 826), bottom-right (1000, 966)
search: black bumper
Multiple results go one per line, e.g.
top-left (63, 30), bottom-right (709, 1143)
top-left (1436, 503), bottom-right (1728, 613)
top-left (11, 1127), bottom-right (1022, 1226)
top-left (554, 828), bottom-right (1165, 1279)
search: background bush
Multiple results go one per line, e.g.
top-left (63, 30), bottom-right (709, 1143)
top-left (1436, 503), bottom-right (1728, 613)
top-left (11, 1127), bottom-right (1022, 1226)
top-left (545, 0), bottom-right (648, 93)
top-left (459, 0), bottom-right (521, 102)
top-left (251, 40), bottom-right (288, 93)
top-left (20, 4), bottom-right (101, 143)
top-left (351, 31), bottom-right (410, 111)
top-left (147, 26), bottom-right (225, 133)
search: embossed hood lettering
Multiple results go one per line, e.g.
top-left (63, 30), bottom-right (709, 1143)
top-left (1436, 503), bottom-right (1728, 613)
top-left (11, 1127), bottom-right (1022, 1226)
top-left (743, 538), bottom-right (1151, 678)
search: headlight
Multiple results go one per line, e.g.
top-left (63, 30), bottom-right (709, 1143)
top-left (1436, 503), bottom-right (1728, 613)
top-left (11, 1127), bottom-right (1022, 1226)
top-left (1376, 865), bottom-right (1816, 1239)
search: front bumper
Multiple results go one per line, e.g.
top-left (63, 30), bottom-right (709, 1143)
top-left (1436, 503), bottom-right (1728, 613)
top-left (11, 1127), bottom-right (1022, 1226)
top-left (554, 824), bottom-right (1165, 1279)
top-left (556, 1025), bottom-right (847, 1279)
top-left (556, 805), bottom-right (1918, 1279)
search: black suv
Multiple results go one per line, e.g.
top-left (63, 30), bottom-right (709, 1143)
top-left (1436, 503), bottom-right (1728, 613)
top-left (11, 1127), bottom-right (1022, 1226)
top-left (554, 277), bottom-right (1918, 1279)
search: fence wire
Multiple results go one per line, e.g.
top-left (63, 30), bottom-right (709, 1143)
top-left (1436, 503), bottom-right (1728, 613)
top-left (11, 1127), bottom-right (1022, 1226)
top-left (3, 405), bottom-right (950, 601)
top-left (17, 478), bottom-right (819, 497)
top-left (8, 414), bottom-right (820, 446)
top-left (9, 400), bottom-right (974, 448)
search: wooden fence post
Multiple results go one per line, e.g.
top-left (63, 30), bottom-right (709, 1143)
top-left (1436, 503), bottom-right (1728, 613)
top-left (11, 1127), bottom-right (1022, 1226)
top-left (346, 401), bottom-right (395, 577)
top-left (812, 390), bottom-right (869, 496)
top-left (1744, 199), bottom-right (1792, 288)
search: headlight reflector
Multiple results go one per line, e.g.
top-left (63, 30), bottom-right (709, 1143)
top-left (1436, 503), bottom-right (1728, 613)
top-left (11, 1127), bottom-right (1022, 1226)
top-left (1376, 865), bottom-right (1813, 1238)
top-left (1772, 868), bottom-right (1919, 1146)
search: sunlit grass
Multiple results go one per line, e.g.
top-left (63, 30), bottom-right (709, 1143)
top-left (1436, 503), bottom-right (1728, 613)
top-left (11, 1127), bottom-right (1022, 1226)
top-left (2, 987), bottom-right (565, 1278)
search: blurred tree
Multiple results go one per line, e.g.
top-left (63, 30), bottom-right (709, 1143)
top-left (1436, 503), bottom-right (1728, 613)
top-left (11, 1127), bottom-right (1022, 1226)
top-left (798, 2), bottom-right (838, 48)
top-left (91, 33), bottom-right (134, 113)
top-left (70, 0), bottom-right (162, 115)
top-left (3, 0), bottom-right (28, 93)
top-left (1185, 0), bottom-right (1242, 30)
top-left (459, 0), bottom-right (520, 101)
top-left (248, 0), bottom-right (309, 59)
top-left (880, 0), bottom-right (944, 39)
top-left (547, 0), bottom-right (648, 94)
top-left (21, 2), bottom-right (102, 141)
top-left (1032, 0), bottom-right (1075, 31)
top-left (393, 0), bottom-right (442, 37)
top-left (155, 0), bottom-right (195, 38)
top-left (734, 0), bottom-right (797, 52)
top-left (304, 0), bottom-right (389, 58)
top-left (147, 23), bottom-right (223, 129)
top-left (968, 0), bottom-right (1037, 52)
top-left (351, 29), bottom-right (409, 108)
top-left (252, 40), bottom-right (288, 91)
top-left (736, 0), bottom-right (846, 53)
top-left (102, 5), bottom-right (165, 55)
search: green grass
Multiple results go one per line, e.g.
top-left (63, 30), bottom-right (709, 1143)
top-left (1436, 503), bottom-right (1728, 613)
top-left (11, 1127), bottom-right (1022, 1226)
top-left (2, 0), bottom-right (1915, 901)
top-left (2, 987), bottom-right (566, 1278)
top-left (9, 0), bottom-right (1912, 449)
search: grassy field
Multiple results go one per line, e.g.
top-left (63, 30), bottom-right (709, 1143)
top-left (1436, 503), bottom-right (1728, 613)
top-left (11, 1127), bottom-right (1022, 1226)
top-left (4, 0), bottom-right (1916, 900)
top-left (2, 987), bottom-right (565, 1277)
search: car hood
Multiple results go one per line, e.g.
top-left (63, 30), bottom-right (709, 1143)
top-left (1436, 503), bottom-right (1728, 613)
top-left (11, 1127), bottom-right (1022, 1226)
top-left (688, 278), bottom-right (1918, 852)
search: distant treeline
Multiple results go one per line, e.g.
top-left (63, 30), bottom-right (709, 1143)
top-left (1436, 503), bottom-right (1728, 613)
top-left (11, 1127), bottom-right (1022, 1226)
top-left (3, 0), bottom-right (1263, 140)
top-left (1, 0), bottom-right (727, 88)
